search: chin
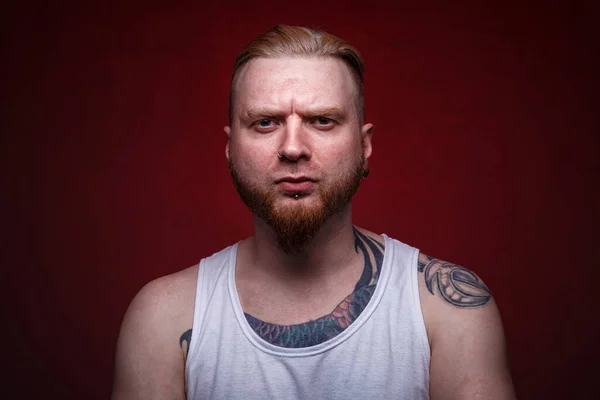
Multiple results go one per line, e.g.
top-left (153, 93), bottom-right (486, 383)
top-left (274, 192), bottom-right (321, 209)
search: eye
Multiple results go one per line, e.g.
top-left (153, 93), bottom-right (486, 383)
top-left (253, 119), bottom-right (277, 133)
top-left (312, 117), bottom-right (335, 130)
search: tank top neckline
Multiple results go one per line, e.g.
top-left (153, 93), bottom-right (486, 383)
top-left (226, 234), bottom-right (394, 357)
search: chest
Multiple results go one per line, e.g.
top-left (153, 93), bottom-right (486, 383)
top-left (235, 268), bottom-right (364, 326)
top-left (185, 273), bottom-right (430, 400)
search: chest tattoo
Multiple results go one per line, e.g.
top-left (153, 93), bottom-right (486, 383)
top-left (245, 228), bottom-right (385, 348)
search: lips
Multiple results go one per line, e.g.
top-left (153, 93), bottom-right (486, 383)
top-left (276, 176), bottom-right (315, 192)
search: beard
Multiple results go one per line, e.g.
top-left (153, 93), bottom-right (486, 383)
top-left (228, 146), bottom-right (365, 254)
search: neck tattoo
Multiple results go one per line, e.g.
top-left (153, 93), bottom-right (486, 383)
top-left (244, 227), bottom-right (385, 348)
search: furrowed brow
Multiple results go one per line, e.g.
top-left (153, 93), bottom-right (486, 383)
top-left (244, 107), bottom-right (285, 121)
top-left (303, 107), bottom-right (346, 120)
top-left (243, 106), bottom-right (347, 121)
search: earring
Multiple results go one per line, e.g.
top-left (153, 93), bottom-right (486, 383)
top-left (362, 168), bottom-right (370, 179)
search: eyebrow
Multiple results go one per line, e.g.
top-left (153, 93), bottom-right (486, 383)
top-left (303, 107), bottom-right (346, 119)
top-left (244, 107), bottom-right (285, 121)
top-left (244, 106), bottom-right (346, 121)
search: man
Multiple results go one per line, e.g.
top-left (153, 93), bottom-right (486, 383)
top-left (112, 25), bottom-right (516, 399)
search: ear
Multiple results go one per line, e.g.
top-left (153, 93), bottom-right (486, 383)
top-left (224, 126), bottom-right (231, 161)
top-left (361, 123), bottom-right (374, 162)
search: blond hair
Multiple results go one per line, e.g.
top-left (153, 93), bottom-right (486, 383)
top-left (229, 24), bottom-right (366, 123)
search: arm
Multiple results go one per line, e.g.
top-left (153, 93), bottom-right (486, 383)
top-left (418, 253), bottom-right (517, 400)
top-left (112, 276), bottom-right (191, 400)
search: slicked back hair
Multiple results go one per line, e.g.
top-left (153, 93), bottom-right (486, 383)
top-left (229, 24), bottom-right (366, 124)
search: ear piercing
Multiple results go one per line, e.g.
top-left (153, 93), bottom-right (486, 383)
top-left (362, 168), bottom-right (370, 179)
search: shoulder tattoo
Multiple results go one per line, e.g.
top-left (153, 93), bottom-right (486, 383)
top-left (418, 254), bottom-right (491, 308)
top-left (180, 328), bottom-right (192, 360)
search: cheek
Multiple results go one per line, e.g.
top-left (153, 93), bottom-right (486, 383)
top-left (322, 139), bottom-right (362, 165)
top-left (231, 142), bottom-right (270, 175)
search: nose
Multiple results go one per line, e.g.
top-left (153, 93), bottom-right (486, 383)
top-left (277, 116), bottom-right (312, 162)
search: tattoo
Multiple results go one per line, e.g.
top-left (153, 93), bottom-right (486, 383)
top-left (245, 228), bottom-right (385, 348)
top-left (418, 254), bottom-right (491, 307)
top-left (352, 227), bottom-right (385, 289)
top-left (417, 253), bottom-right (433, 272)
top-left (180, 328), bottom-right (192, 358)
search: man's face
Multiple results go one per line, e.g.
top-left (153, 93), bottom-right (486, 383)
top-left (226, 56), bottom-right (373, 253)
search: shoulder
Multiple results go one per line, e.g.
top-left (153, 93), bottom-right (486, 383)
top-left (416, 252), bottom-right (516, 398)
top-left (120, 265), bottom-right (199, 358)
top-left (127, 265), bottom-right (198, 324)
top-left (117, 263), bottom-right (199, 352)
top-left (416, 252), bottom-right (498, 338)
top-left (417, 252), bottom-right (492, 309)
top-left (112, 265), bottom-right (199, 399)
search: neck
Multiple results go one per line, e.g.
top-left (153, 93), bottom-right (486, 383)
top-left (247, 204), bottom-right (358, 280)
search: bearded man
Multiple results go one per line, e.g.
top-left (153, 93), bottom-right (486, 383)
top-left (112, 25), bottom-right (516, 400)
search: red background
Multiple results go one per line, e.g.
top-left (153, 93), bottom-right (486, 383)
top-left (2, 1), bottom-right (598, 399)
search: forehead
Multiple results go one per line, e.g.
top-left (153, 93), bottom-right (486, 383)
top-left (233, 56), bottom-right (357, 116)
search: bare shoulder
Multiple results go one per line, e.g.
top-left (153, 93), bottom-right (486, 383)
top-left (112, 265), bottom-right (198, 400)
top-left (124, 265), bottom-right (198, 337)
top-left (417, 252), bottom-right (516, 399)
top-left (417, 252), bottom-right (492, 310)
top-left (134, 265), bottom-right (198, 313)
top-left (416, 251), bottom-right (500, 341)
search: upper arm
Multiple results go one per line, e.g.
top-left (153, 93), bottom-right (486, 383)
top-left (112, 275), bottom-right (192, 400)
top-left (418, 253), bottom-right (517, 400)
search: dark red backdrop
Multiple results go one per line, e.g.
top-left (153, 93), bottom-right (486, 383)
top-left (2, 1), bottom-right (598, 399)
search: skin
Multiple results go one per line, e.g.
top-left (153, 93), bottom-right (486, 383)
top-left (112, 56), bottom-right (516, 399)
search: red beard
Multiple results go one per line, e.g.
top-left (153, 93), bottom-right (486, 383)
top-left (229, 147), bottom-right (365, 253)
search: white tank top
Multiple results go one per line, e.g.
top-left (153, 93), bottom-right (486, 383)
top-left (185, 234), bottom-right (430, 399)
